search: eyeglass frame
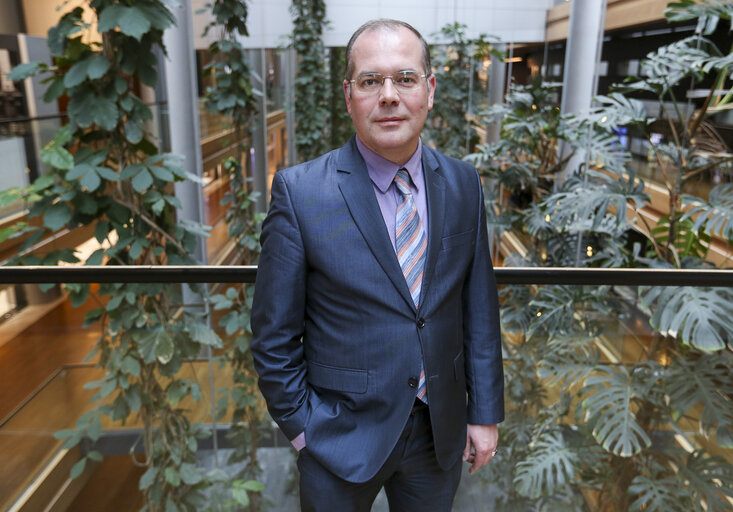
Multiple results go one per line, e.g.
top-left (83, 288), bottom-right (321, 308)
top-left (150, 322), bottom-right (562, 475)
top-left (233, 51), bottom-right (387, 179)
top-left (347, 70), bottom-right (431, 95)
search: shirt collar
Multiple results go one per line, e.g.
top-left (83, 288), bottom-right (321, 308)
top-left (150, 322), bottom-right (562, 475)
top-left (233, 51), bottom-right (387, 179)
top-left (355, 137), bottom-right (423, 194)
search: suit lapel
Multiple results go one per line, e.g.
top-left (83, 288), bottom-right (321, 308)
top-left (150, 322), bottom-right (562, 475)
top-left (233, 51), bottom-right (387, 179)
top-left (336, 138), bottom-right (416, 310)
top-left (419, 147), bottom-right (446, 311)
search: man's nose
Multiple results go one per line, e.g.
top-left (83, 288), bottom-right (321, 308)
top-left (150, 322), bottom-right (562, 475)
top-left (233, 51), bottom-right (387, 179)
top-left (379, 77), bottom-right (400, 105)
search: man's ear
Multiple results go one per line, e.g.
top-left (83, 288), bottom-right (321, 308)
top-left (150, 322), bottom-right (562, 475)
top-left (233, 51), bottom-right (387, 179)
top-left (427, 74), bottom-right (436, 111)
top-left (343, 80), bottom-right (353, 115)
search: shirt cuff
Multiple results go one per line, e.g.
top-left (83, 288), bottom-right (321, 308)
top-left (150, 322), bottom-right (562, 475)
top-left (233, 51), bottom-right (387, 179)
top-left (291, 431), bottom-right (306, 451)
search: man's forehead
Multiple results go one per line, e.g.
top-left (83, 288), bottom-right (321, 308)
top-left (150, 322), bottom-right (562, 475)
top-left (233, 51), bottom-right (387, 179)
top-left (352, 26), bottom-right (420, 50)
top-left (350, 27), bottom-right (422, 65)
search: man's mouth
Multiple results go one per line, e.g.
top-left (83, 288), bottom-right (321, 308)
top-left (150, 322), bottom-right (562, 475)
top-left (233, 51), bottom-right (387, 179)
top-left (376, 117), bottom-right (404, 125)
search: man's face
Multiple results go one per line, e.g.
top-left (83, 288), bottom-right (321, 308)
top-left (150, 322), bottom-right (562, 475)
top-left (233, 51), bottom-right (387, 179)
top-left (343, 27), bottom-right (435, 165)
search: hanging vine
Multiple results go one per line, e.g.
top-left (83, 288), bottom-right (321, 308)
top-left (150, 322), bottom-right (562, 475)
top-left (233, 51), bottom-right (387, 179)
top-left (290, 0), bottom-right (330, 162)
top-left (202, 0), bottom-right (268, 509)
top-left (4, 1), bottom-right (225, 510)
top-left (424, 22), bottom-right (494, 158)
top-left (328, 46), bottom-right (353, 149)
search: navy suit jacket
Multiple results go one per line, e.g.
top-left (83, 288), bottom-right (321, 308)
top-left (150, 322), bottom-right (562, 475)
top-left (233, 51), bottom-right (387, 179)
top-left (251, 136), bottom-right (504, 483)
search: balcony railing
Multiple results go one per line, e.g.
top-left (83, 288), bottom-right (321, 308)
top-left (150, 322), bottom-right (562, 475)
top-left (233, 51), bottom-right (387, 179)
top-left (0, 266), bottom-right (731, 511)
top-left (1, 265), bottom-right (731, 286)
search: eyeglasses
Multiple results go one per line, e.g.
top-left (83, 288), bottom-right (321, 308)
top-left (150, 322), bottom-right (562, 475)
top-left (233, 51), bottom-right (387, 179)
top-left (349, 71), bottom-right (428, 94)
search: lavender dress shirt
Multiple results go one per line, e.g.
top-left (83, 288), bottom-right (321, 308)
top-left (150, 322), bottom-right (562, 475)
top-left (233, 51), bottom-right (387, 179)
top-left (356, 136), bottom-right (429, 248)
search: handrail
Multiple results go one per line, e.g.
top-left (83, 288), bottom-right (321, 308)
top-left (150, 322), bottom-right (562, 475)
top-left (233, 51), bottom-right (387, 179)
top-left (1, 265), bottom-right (732, 286)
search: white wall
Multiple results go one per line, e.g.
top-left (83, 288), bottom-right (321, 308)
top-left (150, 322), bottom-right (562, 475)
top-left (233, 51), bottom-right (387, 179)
top-left (193, 0), bottom-right (554, 49)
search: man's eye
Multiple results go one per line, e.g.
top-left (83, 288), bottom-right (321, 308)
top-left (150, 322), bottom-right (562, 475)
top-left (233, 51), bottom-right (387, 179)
top-left (358, 75), bottom-right (383, 88)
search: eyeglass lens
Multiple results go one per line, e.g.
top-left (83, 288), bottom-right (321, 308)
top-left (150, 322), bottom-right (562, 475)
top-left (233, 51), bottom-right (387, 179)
top-left (353, 71), bottom-right (424, 92)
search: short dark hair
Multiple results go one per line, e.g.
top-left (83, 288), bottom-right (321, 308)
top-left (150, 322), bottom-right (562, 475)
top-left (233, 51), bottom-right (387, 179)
top-left (344, 19), bottom-right (431, 80)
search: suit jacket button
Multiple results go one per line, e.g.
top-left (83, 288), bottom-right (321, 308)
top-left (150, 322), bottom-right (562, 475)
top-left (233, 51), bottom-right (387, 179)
top-left (417, 318), bottom-right (425, 328)
top-left (408, 377), bottom-right (418, 388)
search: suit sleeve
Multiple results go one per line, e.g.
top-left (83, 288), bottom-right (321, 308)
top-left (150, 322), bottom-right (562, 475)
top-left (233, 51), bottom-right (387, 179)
top-left (250, 172), bottom-right (310, 440)
top-left (462, 168), bottom-right (505, 426)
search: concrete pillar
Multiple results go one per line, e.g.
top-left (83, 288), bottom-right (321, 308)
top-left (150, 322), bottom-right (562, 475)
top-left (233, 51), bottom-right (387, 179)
top-left (558, 0), bottom-right (606, 177)
top-left (251, 48), bottom-right (269, 214)
top-left (163, 0), bottom-right (207, 269)
top-left (486, 43), bottom-right (506, 145)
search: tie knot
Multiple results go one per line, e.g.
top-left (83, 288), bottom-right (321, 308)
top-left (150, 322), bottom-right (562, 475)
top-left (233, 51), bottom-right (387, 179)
top-left (394, 168), bottom-right (412, 197)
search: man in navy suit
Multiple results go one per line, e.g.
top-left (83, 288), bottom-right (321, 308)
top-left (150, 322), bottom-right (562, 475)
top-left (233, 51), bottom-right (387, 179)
top-left (251, 18), bottom-right (504, 511)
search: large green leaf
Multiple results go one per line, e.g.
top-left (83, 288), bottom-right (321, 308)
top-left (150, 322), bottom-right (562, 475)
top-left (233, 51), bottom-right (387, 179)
top-left (629, 476), bottom-right (690, 512)
top-left (155, 330), bottom-right (175, 364)
top-left (499, 284), bottom-right (535, 334)
top-left (99, 5), bottom-right (152, 40)
top-left (68, 91), bottom-right (95, 128)
top-left (650, 214), bottom-right (710, 260)
top-left (538, 334), bottom-right (599, 387)
top-left (64, 55), bottom-right (92, 88)
top-left (589, 93), bottom-right (651, 128)
top-left (188, 322), bottom-right (222, 347)
top-left (41, 144), bottom-right (74, 170)
top-left (67, 163), bottom-right (97, 190)
top-left (43, 76), bottom-right (66, 103)
top-left (682, 183), bottom-right (733, 242)
top-left (542, 170), bottom-right (647, 234)
top-left (44, 202), bottom-right (73, 231)
top-left (514, 431), bottom-right (578, 498)
top-left (528, 285), bottom-right (616, 338)
top-left (678, 450), bottom-right (733, 512)
top-left (633, 36), bottom-right (713, 93)
top-left (124, 119), bottom-right (143, 144)
top-left (580, 365), bottom-right (651, 457)
top-left (7, 61), bottom-right (41, 81)
top-left (665, 0), bottom-right (733, 35)
top-left (665, 353), bottom-right (733, 447)
top-left (131, 168), bottom-right (153, 192)
top-left (92, 96), bottom-right (119, 131)
top-left (87, 55), bottom-right (110, 80)
top-left (640, 286), bottom-right (733, 351)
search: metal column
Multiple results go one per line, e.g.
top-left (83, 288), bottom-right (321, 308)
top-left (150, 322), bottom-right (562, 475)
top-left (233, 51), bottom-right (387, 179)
top-left (486, 43), bottom-right (506, 145)
top-left (558, 0), bottom-right (606, 178)
top-left (163, 1), bottom-right (207, 267)
top-left (251, 48), bottom-right (269, 214)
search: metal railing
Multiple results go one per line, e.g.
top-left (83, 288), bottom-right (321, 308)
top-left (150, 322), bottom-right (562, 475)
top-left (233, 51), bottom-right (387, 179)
top-left (0, 264), bottom-right (730, 511)
top-left (0, 265), bottom-right (731, 286)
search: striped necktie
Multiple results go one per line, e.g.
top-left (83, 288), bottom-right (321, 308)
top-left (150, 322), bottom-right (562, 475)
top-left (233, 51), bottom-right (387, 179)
top-left (394, 168), bottom-right (428, 403)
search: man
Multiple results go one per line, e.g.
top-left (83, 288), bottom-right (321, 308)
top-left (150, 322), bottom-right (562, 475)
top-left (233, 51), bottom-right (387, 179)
top-left (251, 19), bottom-right (504, 511)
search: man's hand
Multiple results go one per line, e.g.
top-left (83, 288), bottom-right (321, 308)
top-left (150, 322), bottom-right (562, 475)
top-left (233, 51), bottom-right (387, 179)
top-left (463, 424), bottom-right (498, 474)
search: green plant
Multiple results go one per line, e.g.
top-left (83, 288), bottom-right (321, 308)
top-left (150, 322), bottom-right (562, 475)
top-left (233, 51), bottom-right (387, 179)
top-left (467, 1), bottom-right (733, 510)
top-left (2, 1), bottom-right (233, 510)
top-left (290, 0), bottom-right (330, 162)
top-left (328, 46), bottom-right (353, 149)
top-left (200, 1), bottom-right (268, 509)
top-left (424, 23), bottom-right (494, 158)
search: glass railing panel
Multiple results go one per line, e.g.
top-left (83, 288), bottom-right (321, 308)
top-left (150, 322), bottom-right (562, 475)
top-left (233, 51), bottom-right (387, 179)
top-left (492, 281), bottom-right (732, 510)
top-left (0, 272), bottom-right (730, 511)
top-left (0, 116), bottom-right (62, 220)
top-left (0, 291), bottom-right (254, 510)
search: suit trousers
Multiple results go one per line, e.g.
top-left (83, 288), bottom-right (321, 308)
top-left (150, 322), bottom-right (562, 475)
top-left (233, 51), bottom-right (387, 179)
top-left (297, 402), bottom-right (463, 512)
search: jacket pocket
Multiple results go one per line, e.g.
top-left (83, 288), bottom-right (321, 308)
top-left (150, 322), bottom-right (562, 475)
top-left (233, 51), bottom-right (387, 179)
top-left (441, 229), bottom-right (475, 250)
top-left (453, 351), bottom-right (465, 382)
top-left (307, 361), bottom-right (368, 394)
